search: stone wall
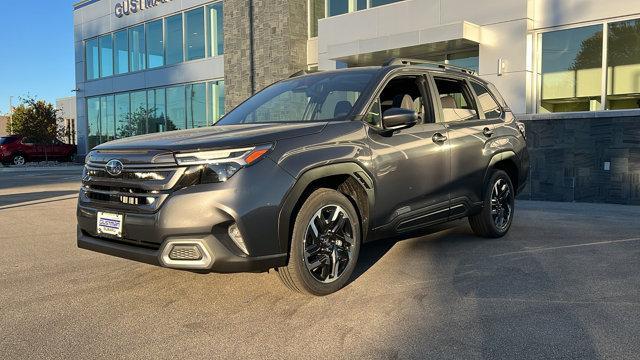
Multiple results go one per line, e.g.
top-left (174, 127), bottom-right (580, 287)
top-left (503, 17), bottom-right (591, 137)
top-left (223, 0), bottom-right (308, 111)
top-left (518, 111), bottom-right (640, 205)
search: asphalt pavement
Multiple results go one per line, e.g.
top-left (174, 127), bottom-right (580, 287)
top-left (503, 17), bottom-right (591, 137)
top-left (1, 169), bottom-right (639, 359)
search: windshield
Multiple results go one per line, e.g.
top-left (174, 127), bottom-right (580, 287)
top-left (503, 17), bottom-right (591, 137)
top-left (217, 71), bottom-right (375, 125)
top-left (0, 137), bottom-right (17, 145)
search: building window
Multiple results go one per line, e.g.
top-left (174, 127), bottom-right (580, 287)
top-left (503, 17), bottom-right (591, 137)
top-left (165, 14), bottom-right (184, 65)
top-left (327, 0), bottom-right (366, 17)
top-left (187, 83), bottom-right (207, 128)
top-left (87, 97), bottom-right (101, 148)
top-left (208, 80), bottom-right (225, 123)
top-left (606, 19), bottom-right (640, 110)
top-left (85, 38), bottom-right (99, 81)
top-left (146, 19), bottom-right (164, 69)
top-left (114, 30), bottom-right (129, 75)
top-left (186, 8), bottom-right (206, 61)
top-left (370, 0), bottom-right (404, 7)
top-left (115, 93), bottom-right (131, 138)
top-left (99, 34), bottom-right (113, 77)
top-left (129, 25), bottom-right (146, 72)
top-left (86, 81), bottom-right (225, 148)
top-left (206, 2), bottom-right (224, 56)
top-left (129, 91), bottom-right (148, 135)
top-left (309, 0), bottom-right (325, 38)
top-left (147, 88), bottom-right (166, 133)
top-left (167, 85), bottom-right (186, 130)
top-left (539, 25), bottom-right (603, 113)
top-left (448, 51), bottom-right (479, 73)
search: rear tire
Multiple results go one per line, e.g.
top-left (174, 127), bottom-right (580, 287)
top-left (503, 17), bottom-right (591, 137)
top-left (469, 170), bottom-right (515, 238)
top-left (276, 188), bottom-right (361, 296)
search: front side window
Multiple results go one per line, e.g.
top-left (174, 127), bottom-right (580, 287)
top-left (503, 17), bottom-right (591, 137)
top-left (540, 25), bottom-right (603, 113)
top-left (471, 82), bottom-right (502, 119)
top-left (434, 77), bottom-right (478, 122)
top-left (364, 98), bottom-right (382, 127)
top-left (186, 8), bottom-right (206, 61)
top-left (218, 72), bottom-right (374, 124)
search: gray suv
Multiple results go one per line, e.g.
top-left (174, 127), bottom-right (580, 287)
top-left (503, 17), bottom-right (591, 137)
top-left (77, 59), bottom-right (529, 295)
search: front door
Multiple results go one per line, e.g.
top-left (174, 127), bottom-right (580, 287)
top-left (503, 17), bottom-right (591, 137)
top-left (365, 74), bottom-right (451, 232)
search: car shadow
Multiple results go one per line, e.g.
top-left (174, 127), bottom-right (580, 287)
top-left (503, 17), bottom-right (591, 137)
top-left (350, 220), bottom-right (470, 283)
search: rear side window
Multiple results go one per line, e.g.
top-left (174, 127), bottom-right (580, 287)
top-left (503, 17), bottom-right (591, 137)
top-left (0, 137), bottom-right (17, 145)
top-left (434, 78), bottom-right (478, 122)
top-left (471, 82), bottom-right (503, 119)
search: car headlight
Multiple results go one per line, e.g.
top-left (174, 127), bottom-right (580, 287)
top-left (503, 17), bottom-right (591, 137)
top-left (174, 144), bottom-right (272, 184)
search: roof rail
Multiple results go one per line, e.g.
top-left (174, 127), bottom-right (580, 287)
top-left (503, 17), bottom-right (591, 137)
top-left (383, 58), bottom-right (476, 75)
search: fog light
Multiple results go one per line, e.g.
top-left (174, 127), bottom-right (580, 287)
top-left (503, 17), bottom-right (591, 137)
top-left (228, 223), bottom-right (249, 255)
top-left (169, 245), bottom-right (203, 261)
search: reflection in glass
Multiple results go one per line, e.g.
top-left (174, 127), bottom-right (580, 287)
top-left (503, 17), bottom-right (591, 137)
top-left (165, 14), bottom-right (184, 65)
top-left (99, 34), bottom-right (113, 77)
top-left (327, 0), bottom-right (366, 16)
top-left (371, 0), bottom-right (404, 7)
top-left (147, 88), bottom-right (166, 133)
top-left (129, 91), bottom-right (148, 135)
top-left (206, 3), bottom-right (224, 56)
top-left (186, 8), bottom-right (205, 61)
top-left (540, 25), bottom-right (603, 112)
top-left (129, 25), bottom-right (146, 72)
top-left (208, 80), bottom-right (225, 124)
top-left (114, 30), bottom-right (129, 75)
top-left (187, 83), bottom-right (207, 128)
top-left (448, 50), bottom-right (479, 73)
top-left (85, 38), bottom-right (99, 80)
top-left (167, 86), bottom-right (186, 130)
top-left (115, 93), bottom-right (131, 138)
top-left (606, 19), bottom-right (640, 110)
top-left (87, 97), bottom-right (101, 148)
top-left (100, 95), bottom-right (116, 141)
top-left (146, 19), bottom-right (164, 69)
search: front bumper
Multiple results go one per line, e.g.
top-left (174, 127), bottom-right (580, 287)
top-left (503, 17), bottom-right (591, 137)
top-left (77, 228), bottom-right (286, 272)
top-left (77, 157), bottom-right (294, 273)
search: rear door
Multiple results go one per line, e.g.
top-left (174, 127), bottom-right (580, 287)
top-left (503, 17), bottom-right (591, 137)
top-left (429, 74), bottom-right (500, 217)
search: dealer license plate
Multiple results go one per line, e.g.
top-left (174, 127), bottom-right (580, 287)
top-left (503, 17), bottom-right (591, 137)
top-left (97, 212), bottom-right (123, 238)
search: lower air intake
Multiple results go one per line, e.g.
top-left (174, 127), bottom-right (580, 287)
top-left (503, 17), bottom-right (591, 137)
top-left (169, 245), bottom-right (203, 261)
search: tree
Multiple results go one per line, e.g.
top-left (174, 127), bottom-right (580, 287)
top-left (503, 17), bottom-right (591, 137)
top-left (7, 97), bottom-right (66, 143)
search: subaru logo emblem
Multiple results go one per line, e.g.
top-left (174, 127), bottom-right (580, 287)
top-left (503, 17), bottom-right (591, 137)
top-left (105, 159), bottom-right (124, 176)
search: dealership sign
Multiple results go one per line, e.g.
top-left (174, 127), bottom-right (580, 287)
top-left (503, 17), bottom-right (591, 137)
top-left (115, 0), bottom-right (174, 18)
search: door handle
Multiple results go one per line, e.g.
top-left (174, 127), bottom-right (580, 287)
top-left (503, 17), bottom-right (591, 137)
top-left (483, 127), bottom-right (494, 137)
top-left (432, 132), bottom-right (448, 143)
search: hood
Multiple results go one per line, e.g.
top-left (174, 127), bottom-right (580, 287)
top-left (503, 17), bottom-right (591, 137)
top-left (94, 122), bottom-right (327, 152)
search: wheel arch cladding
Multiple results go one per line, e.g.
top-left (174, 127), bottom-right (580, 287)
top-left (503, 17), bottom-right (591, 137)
top-left (277, 163), bottom-right (375, 255)
top-left (488, 151), bottom-right (519, 194)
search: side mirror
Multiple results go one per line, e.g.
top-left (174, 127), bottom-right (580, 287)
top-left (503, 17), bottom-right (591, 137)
top-left (382, 108), bottom-right (418, 132)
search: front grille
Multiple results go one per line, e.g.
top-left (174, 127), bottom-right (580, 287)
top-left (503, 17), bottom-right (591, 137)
top-left (81, 156), bottom-right (186, 212)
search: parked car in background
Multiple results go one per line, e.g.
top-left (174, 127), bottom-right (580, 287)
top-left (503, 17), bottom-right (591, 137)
top-left (0, 135), bottom-right (77, 165)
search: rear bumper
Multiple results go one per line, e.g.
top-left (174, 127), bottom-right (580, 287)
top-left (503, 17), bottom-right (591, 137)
top-left (77, 227), bottom-right (287, 273)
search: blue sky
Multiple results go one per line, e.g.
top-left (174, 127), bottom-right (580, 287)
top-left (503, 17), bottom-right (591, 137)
top-left (0, 1), bottom-right (76, 114)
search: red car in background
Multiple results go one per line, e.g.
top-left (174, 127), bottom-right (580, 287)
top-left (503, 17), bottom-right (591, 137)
top-left (0, 135), bottom-right (77, 166)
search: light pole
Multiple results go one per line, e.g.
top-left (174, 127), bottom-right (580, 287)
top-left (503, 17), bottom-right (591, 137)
top-left (8, 96), bottom-right (13, 134)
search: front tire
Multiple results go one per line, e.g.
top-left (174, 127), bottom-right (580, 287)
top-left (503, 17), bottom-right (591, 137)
top-left (11, 153), bottom-right (26, 166)
top-left (469, 170), bottom-right (515, 238)
top-left (277, 188), bottom-right (361, 296)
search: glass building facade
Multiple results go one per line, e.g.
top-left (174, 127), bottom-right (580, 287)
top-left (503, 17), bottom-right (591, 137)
top-left (86, 81), bottom-right (224, 149)
top-left (539, 17), bottom-right (640, 112)
top-left (83, 1), bottom-right (225, 149)
top-left (85, 2), bottom-right (224, 79)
